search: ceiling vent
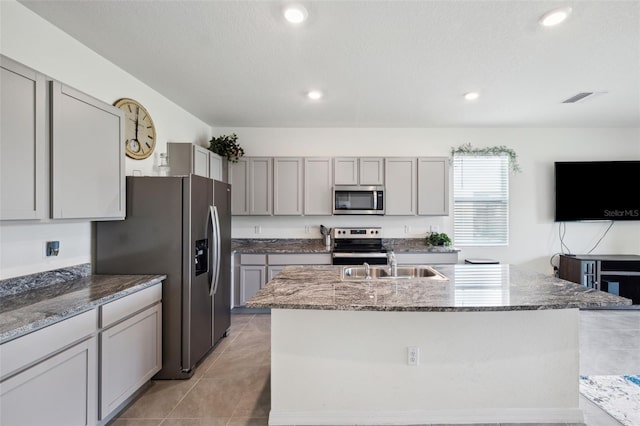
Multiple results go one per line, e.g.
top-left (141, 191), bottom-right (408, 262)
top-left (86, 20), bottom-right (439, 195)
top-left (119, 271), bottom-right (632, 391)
top-left (562, 92), bottom-right (607, 103)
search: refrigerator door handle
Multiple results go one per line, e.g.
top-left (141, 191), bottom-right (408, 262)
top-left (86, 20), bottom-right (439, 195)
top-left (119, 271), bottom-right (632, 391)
top-left (209, 205), bottom-right (221, 296)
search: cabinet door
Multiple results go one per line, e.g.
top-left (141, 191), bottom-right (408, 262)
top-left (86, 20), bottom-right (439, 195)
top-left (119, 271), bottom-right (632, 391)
top-left (304, 157), bottom-right (333, 215)
top-left (193, 145), bottom-right (210, 177)
top-left (268, 265), bottom-right (287, 281)
top-left (209, 151), bottom-right (223, 181)
top-left (360, 158), bottom-right (384, 185)
top-left (230, 159), bottom-right (249, 215)
top-left (249, 157), bottom-right (273, 215)
top-left (239, 265), bottom-right (266, 306)
top-left (384, 158), bottom-right (417, 215)
top-left (0, 337), bottom-right (97, 426)
top-left (51, 82), bottom-right (125, 219)
top-left (418, 157), bottom-right (449, 216)
top-left (100, 303), bottom-right (162, 420)
top-left (334, 157), bottom-right (358, 185)
top-left (0, 56), bottom-right (46, 220)
top-left (274, 157), bottom-right (303, 215)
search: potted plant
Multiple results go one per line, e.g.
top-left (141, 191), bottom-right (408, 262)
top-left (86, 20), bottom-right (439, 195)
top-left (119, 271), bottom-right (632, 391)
top-left (208, 133), bottom-right (245, 163)
top-left (425, 232), bottom-right (452, 247)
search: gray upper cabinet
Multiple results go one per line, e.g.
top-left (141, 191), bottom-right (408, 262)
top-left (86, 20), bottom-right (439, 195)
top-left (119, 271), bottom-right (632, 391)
top-left (273, 157), bottom-right (303, 215)
top-left (359, 157), bottom-right (384, 185)
top-left (417, 157), bottom-right (449, 216)
top-left (384, 158), bottom-right (417, 215)
top-left (334, 157), bottom-right (358, 185)
top-left (230, 159), bottom-right (249, 215)
top-left (0, 56), bottom-right (46, 220)
top-left (334, 157), bottom-right (384, 185)
top-left (249, 157), bottom-right (273, 215)
top-left (51, 81), bottom-right (125, 220)
top-left (230, 157), bottom-right (273, 215)
top-left (304, 157), bottom-right (333, 215)
top-left (193, 144), bottom-right (210, 177)
top-left (209, 151), bottom-right (223, 181)
top-left (168, 142), bottom-right (225, 181)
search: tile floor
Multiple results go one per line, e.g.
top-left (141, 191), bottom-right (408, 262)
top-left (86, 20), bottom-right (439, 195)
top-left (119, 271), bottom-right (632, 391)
top-left (110, 309), bottom-right (640, 426)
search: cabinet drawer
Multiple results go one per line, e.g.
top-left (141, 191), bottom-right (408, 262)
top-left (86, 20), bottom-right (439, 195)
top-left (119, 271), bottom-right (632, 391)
top-left (396, 252), bottom-right (458, 265)
top-left (240, 254), bottom-right (267, 265)
top-left (0, 308), bottom-right (96, 380)
top-left (101, 284), bottom-right (162, 328)
top-left (268, 254), bottom-right (331, 265)
top-left (100, 304), bottom-right (162, 420)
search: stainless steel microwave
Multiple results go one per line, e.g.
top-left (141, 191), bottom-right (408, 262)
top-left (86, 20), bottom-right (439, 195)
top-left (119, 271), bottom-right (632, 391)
top-left (333, 186), bottom-right (384, 215)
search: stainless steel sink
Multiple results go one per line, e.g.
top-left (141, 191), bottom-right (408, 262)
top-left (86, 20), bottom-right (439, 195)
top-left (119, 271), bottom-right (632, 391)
top-left (341, 265), bottom-right (447, 281)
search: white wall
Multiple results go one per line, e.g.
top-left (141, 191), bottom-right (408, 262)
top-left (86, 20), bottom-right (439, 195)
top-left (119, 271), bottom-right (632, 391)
top-left (217, 127), bottom-right (640, 274)
top-left (0, 1), bottom-right (212, 279)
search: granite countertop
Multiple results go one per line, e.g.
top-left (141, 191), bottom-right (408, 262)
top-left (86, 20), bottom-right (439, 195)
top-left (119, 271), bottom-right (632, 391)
top-left (0, 265), bottom-right (165, 344)
top-left (246, 264), bottom-right (632, 312)
top-left (383, 238), bottom-right (460, 253)
top-left (231, 238), bottom-right (459, 254)
top-left (232, 238), bottom-right (331, 254)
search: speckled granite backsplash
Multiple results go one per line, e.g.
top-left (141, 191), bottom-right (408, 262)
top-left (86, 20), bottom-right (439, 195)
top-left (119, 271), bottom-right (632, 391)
top-left (0, 263), bottom-right (92, 297)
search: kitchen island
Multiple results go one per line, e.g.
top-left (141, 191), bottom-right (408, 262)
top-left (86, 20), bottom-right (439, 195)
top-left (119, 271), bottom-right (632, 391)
top-left (247, 264), bottom-right (631, 425)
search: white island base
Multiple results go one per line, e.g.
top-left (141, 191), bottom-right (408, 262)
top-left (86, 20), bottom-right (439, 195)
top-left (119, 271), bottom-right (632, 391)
top-left (270, 308), bottom-right (583, 425)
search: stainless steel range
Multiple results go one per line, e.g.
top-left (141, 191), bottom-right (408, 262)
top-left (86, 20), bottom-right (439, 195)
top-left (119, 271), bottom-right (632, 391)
top-left (331, 227), bottom-right (388, 265)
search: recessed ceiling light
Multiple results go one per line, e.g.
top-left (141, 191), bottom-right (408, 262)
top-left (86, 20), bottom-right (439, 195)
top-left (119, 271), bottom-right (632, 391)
top-left (307, 90), bottom-right (323, 100)
top-left (539, 7), bottom-right (572, 27)
top-left (284, 4), bottom-right (308, 24)
top-left (464, 92), bottom-right (479, 101)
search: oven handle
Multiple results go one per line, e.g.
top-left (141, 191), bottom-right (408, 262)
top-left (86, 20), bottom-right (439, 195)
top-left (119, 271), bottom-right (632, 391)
top-left (332, 252), bottom-right (389, 258)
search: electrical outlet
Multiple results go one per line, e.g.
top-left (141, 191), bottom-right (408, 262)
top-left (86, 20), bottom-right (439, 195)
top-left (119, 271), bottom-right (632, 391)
top-left (305, 225), bottom-right (310, 233)
top-left (404, 225), bottom-right (411, 234)
top-left (254, 225), bottom-right (261, 234)
top-left (407, 346), bottom-right (419, 366)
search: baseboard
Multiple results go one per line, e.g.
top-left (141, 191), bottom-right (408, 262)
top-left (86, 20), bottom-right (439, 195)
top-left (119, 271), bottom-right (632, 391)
top-left (268, 407), bottom-right (585, 425)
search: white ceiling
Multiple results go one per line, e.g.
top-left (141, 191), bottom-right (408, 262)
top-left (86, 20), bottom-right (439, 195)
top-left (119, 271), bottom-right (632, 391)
top-left (19, 0), bottom-right (640, 128)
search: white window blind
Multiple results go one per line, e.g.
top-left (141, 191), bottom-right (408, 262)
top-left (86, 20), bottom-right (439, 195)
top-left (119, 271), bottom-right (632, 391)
top-left (453, 155), bottom-right (509, 246)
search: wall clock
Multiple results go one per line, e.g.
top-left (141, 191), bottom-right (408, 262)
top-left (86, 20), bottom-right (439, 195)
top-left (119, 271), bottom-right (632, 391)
top-left (113, 98), bottom-right (157, 160)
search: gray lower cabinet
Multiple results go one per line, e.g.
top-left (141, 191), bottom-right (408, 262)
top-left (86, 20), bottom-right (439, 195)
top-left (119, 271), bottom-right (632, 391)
top-left (239, 254), bottom-right (267, 306)
top-left (99, 291), bottom-right (162, 421)
top-left (237, 253), bottom-right (331, 307)
top-left (0, 55), bottom-right (46, 220)
top-left (0, 283), bottom-right (163, 426)
top-left (384, 158), bottom-right (417, 215)
top-left (51, 82), bottom-right (125, 220)
top-left (0, 309), bottom-right (98, 426)
top-left (418, 157), bottom-right (449, 216)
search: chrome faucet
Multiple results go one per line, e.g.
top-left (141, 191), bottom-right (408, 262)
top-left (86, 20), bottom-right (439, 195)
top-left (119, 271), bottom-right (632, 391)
top-left (363, 262), bottom-right (371, 279)
top-left (388, 251), bottom-right (397, 277)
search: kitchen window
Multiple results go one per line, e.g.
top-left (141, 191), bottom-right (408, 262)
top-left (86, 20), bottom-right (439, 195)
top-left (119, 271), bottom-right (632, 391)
top-left (453, 155), bottom-right (509, 246)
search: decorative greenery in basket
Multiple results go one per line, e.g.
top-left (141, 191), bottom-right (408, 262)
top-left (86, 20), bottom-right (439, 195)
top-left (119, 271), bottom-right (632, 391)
top-left (425, 232), bottom-right (452, 247)
top-left (451, 143), bottom-right (521, 173)
top-left (208, 133), bottom-right (245, 163)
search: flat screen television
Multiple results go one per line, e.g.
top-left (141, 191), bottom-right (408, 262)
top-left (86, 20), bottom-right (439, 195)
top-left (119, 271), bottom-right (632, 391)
top-left (554, 161), bottom-right (640, 221)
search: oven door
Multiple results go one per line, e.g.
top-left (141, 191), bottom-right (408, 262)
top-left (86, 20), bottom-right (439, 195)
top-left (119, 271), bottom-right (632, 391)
top-left (333, 186), bottom-right (384, 215)
top-left (332, 252), bottom-right (388, 265)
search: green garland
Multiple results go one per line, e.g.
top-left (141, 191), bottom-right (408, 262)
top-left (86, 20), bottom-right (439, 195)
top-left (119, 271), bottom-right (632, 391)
top-left (451, 143), bottom-right (521, 173)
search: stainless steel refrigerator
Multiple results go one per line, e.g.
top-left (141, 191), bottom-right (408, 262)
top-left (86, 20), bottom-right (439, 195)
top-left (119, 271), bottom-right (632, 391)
top-left (94, 175), bottom-right (231, 379)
